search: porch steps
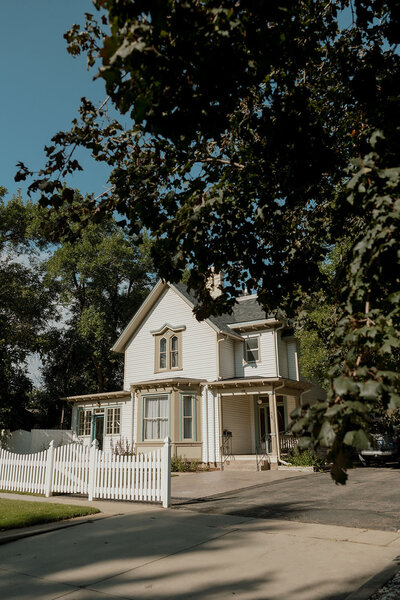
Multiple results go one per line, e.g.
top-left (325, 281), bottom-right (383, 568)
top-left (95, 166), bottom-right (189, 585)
top-left (222, 455), bottom-right (277, 471)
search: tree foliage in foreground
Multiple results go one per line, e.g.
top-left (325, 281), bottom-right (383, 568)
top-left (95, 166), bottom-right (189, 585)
top-left (16, 1), bottom-right (400, 481)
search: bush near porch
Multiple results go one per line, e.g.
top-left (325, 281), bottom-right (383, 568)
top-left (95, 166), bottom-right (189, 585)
top-left (284, 448), bottom-right (325, 470)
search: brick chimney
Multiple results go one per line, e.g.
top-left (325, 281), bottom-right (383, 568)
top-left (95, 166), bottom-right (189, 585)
top-left (207, 268), bottom-right (225, 298)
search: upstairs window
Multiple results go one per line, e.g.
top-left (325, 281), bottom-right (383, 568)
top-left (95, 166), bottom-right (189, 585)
top-left (153, 325), bottom-right (184, 372)
top-left (245, 336), bottom-right (260, 363)
top-left (170, 336), bottom-right (179, 368)
top-left (159, 337), bottom-right (167, 369)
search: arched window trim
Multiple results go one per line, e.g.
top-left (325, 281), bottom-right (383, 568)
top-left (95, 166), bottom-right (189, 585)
top-left (154, 328), bottom-right (183, 372)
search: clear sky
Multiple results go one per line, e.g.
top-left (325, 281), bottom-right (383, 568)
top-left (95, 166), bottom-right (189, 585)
top-left (0, 0), bottom-right (113, 203)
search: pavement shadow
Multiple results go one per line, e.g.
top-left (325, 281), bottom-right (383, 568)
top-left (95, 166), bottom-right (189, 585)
top-left (0, 510), bottom-right (391, 600)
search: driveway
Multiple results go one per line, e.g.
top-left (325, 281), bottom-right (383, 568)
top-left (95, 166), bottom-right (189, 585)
top-left (173, 467), bottom-right (400, 532)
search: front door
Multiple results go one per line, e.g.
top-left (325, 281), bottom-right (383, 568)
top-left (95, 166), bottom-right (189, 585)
top-left (93, 415), bottom-right (104, 450)
top-left (258, 403), bottom-right (270, 451)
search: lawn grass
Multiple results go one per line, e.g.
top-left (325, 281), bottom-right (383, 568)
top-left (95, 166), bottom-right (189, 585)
top-left (0, 498), bottom-right (100, 531)
top-left (0, 489), bottom-right (44, 496)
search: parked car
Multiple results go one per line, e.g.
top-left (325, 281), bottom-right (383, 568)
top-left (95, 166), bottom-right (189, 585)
top-left (359, 423), bottom-right (400, 465)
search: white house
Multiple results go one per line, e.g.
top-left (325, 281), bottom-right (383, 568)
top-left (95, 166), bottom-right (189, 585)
top-left (65, 279), bottom-right (324, 468)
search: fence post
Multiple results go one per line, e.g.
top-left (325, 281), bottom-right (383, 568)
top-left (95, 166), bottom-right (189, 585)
top-left (45, 440), bottom-right (55, 497)
top-left (88, 439), bottom-right (98, 501)
top-left (161, 436), bottom-right (171, 508)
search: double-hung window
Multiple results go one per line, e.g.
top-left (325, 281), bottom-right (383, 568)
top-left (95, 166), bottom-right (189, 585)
top-left (78, 409), bottom-right (92, 436)
top-left (106, 407), bottom-right (121, 435)
top-left (245, 336), bottom-right (260, 362)
top-left (143, 395), bottom-right (169, 440)
top-left (181, 394), bottom-right (196, 440)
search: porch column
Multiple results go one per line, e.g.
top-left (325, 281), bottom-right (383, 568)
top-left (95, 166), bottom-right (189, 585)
top-left (269, 392), bottom-right (281, 460)
top-left (208, 390), bottom-right (216, 463)
top-left (132, 391), bottom-right (138, 445)
top-left (201, 386), bottom-right (209, 463)
top-left (215, 392), bottom-right (221, 463)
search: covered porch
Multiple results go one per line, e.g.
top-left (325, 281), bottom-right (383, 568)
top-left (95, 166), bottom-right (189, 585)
top-left (208, 378), bottom-right (311, 470)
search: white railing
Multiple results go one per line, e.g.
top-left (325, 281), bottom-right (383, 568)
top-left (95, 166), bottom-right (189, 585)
top-left (0, 437), bottom-right (171, 507)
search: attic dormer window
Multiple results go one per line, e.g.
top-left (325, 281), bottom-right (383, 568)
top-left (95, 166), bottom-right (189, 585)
top-left (152, 324), bottom-right (185, 373)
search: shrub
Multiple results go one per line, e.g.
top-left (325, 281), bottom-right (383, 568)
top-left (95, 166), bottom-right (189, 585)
top-left (111, 437), bottom-right (136, 456)
top-left (171, 456), bottom-right (203, 472)
top-left (285, 448), bottom-right (324, 469)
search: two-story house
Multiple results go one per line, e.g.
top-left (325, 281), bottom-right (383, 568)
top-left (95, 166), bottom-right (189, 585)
top-left (65, 279), bottom-right (324, 468)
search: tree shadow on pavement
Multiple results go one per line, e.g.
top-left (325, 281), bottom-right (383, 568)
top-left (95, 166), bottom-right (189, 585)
top-left (0, 509), bottom-right (394, 600)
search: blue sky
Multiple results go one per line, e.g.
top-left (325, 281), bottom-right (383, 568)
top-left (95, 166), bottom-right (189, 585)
top-left (0, 0), bottom-right (113, 202)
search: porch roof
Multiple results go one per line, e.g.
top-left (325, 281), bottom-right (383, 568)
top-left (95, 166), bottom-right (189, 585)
top-left (62, 390), bottom-right (130, 403)
top-left (207, 377), bottom-right (312, 394)
top-left (130, 377), bottom-right (206, 391)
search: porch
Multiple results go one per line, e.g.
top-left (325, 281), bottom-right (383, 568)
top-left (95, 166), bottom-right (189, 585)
top-left (208, 377), bottom-right (311, 471)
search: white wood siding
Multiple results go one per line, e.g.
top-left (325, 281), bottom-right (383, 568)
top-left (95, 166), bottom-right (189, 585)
top-left (219, 336), bottom-right (235, 379)
top-left (278, 334), bottom-right (289, 378)
top-left (285, 396), bottom-right (298, 424)
top-left (124, 287), bottom-right (218, 386)
top-left (234, 330), bottom-right (277, 378)
top-left (221, 395), bottom-right (252, 454)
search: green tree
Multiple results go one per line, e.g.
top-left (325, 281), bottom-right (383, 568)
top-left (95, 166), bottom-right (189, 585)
top-left (0, 189), bottom-right (53, 429)
top-left (39, 212), bottom-right (153, 399)
top-left (16, 2), bottom-right (400, 480)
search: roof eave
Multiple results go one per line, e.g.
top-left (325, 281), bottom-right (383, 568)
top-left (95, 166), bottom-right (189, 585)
top-left (111, 280), bottom-right (166, 354)
top-left (228, 318), bottom-right (281, 330)
top-left (63, 390), bottom-right (130, 402)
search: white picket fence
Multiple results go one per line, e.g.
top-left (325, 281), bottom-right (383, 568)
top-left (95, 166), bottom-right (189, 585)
top-left (0, 437), bottom-right (171, 507)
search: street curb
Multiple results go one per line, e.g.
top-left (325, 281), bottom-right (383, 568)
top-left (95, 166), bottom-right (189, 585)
top-left (344, 562), bottom-right (400, 600)
top-left (0, 512), bottom-right (107, 545)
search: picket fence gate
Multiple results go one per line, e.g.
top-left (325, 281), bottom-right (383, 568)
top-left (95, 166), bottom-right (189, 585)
top-left (0, 437), bottom-right (171, 507)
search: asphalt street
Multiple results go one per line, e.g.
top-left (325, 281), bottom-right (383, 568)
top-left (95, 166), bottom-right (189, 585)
top-left (173, 466), bottom-right (400, 532)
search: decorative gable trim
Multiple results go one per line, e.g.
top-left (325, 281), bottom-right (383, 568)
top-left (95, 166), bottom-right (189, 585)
top-left (111, 280), bottom-right (167, 353)
top-left (150, 324), bottom-right (186, 336)
top-left (112, 279), bottom-right (243, 354)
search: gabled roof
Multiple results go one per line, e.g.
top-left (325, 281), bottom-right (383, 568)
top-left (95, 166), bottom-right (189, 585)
top-left (172, 282), bottom-right (275, 329)
top-left (112, 280), bottom-right (278, 354)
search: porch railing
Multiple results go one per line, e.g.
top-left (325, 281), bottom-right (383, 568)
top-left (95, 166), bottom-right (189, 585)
top-left (220, 434), bottom-right (233, 471)
top-left (256, 434), bottom-right (272, 471)
top-left (279, 433), bottom-right (299, 455)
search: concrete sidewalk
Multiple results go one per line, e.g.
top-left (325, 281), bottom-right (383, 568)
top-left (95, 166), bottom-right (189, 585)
top-left (0, 500), bottom-right (399, 599)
